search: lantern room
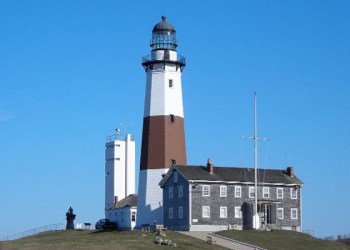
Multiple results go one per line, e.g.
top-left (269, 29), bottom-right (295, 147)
top-left (150, 16), bottom-right (177, 51)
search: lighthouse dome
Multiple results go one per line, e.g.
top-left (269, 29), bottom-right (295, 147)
top-left (152, 16), bottom-right (175, 32)
top-left (150, 16), bottom-right (177, 51)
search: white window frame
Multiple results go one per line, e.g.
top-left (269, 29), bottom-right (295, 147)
top-left (235, 185), bottom-right (242, 198)
top-left (277, 208), bottom-right (284, 219)
top-left (169, 186), bottom-right (173, 199)
top-left (202, 185), bottom-right (210, 197)
top-left (277, 188), bottom-right (283, 199)
top-left (234, 207), bottom-right (242, 218)
top-left (220, 207), bottom-right (227, 218)
top-left (179, 206), bottom-right (183, 219)
top-left (220, 185), bottom-right (227, 197)
top-left (178, 185), bottom-right (183, 198)
top-left (169, 207), bottom-right (173, 219)
top-left (291, 188), bottom-right (298, 199)
top-left (263, 187), bottom-right (270, 198)
top-left (249, 186), bottom-right (255, 198)
top-left (291, 208), bottom-right (298, 220)
top-left (202, 206), bottom-right (210, 218)
top-left (174, 172), bottom-right (178, 183)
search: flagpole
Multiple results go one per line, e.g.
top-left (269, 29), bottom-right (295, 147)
top-left (253, 90), bottom-right (259, 229)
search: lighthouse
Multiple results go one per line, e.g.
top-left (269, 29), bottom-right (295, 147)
top-left (136, 16), bottom-right (187, 226)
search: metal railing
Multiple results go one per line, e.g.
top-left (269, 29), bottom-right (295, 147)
top-left (0, 223), bottom-right (64, 241)
top-left (106, 134), bottom-right (135, 143)
top-left (141, 53), bottom-right (186, 65)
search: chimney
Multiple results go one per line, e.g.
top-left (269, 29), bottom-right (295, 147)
top-left (287, 166), bottom-right (294, 177)
top-left (207, 158), bottom-right (214, 174)
top-left (114, 196), bottom-right (118, 205)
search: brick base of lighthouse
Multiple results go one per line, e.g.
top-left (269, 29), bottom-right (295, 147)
top-left (140, 115), bottom-right (187, 170)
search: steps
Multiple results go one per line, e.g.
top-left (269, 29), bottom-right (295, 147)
top-left (179, 231), bottom-right (265, 250)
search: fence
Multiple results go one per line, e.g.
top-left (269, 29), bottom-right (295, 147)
top-left (0, 223), bottom-right (64, 241)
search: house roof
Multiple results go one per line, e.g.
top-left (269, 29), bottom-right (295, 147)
top-left (159, 165), bottom-right (304, 187)
top-left (107, 194), bottom-right (138, 210)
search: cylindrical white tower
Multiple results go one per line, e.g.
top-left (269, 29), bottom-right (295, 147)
top-left (137, 16), bottom-right (187, 227)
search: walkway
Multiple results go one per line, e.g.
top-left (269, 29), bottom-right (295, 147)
top-left (179, 231), bottom-right (265, 250)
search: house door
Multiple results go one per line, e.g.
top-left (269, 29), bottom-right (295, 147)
top-left (258, 203), bottom-right (276, 225)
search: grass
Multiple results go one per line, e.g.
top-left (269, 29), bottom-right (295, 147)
top-left (0, 230), bottom-right (228, 250)
top-left (216, 229), bottom-right (350, 250)
top-left (2, 229), bottom-right (350, 250)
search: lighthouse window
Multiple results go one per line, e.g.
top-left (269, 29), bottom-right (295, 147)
top-left (169, 79), bottom-right (173, 87)
top-left (170, 114), bottom-right (175, 123)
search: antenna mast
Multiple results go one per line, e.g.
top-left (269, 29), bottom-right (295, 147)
top-left (241, 91), bottom-right (269, 229)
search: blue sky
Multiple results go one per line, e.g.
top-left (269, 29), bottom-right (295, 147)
top-left (1, 0), bottom-right (349, 238)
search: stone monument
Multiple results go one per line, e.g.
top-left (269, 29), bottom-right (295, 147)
top-left (66, 206), bottom-right (76, 230)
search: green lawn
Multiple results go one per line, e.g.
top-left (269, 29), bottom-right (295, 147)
top-left (2, 229), bottom-right (349, 250)
top-left (0, 230), bottom-right (228, 250)
top-left (216, 229), bottom-right (350, 250)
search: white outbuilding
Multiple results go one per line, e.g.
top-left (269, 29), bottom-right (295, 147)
top-left (105, 194), bottom-right (137, 230)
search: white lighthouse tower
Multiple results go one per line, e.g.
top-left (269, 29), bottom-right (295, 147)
top-left (136, 16), bottom-right (187, 227)
top-left (105, 130), bottom-right (136, 212)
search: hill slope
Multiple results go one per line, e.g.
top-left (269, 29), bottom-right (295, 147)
top-left (1, 229), bottom-right (349, 250)
top-left (217, 230), bottom-right (350, 250)
top-left (0, 230), bottom-right (228, 250)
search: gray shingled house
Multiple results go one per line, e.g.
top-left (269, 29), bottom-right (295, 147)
top-left (159, 160), bottom-right (304, 232)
